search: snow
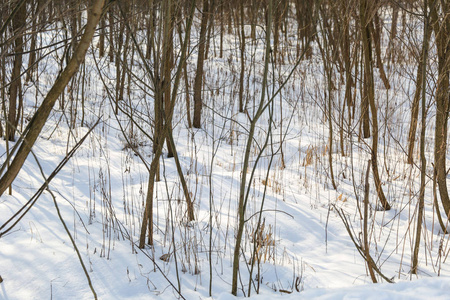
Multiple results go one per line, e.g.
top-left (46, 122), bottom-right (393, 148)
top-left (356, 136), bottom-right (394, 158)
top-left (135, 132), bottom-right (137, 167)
top-left (1, 7), bottom-right (450, 300)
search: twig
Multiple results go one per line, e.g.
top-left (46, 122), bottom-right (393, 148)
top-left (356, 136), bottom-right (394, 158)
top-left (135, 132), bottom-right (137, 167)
top-left (0, 118), bottom-right (100, 237)
top-left (334, 205), bottom-right (394, 283)
top-left (49, 190), bottom-right (98, 299)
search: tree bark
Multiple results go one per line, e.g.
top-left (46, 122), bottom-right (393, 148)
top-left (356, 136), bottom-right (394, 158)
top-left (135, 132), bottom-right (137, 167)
top-left (7, 0), bottom-right (26, 141)
top-left (371, 13), bottom-right (390, 90)
top-left (431, 1), bottom-right (450, 218)
top-left (363, 160), bottom-right (377, 283)
top-left (407, 60), bottom-right (423, 164)
top-left (238, 0), bottom-right (245, 113)
top-left (386, 4), bottom-right (398, 63)
top-left (99, 15), bottom-right (105, 57)
top-left (162, 0), bottom-right (175, 157)
top-left (193, 0), bottom-right (210, 128)
top-left (360, 0), bottom-right (390, 210)
top-left (26, 0), bottom-right (39, 82)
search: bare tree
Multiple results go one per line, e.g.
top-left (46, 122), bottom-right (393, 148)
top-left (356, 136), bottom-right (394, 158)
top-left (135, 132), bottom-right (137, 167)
top-left (359, 0), bottom-right (390, 210)
top-left (412, 0), bottom-right (430, 274)
top-left (232, 0), bottom-right (273, 294)
top-left (193, 0), bottom-right (210, 128)
top-left (7, 0), bottom-right (26, 142)
top-left (431, 0), bottom-right (450, 218)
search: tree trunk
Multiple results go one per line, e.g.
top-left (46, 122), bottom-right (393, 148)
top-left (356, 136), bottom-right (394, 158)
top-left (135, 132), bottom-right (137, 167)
top-left (145, 0), bottom-right (155, 60)
top-left (431, 1), bottom-right (450, 218)
top-left (139, 0), bottom-right (196, 247)
top-left (108, 7), bottom-right (114, 62)
top-left (407, 59), bottom-right (423, 164)
top-left (193, 0), bottom-right (210, 128)
top-left (162, 0), bottom-right (175, 157)
top-left (363, 160), bottom-right (377, 283)
top-left (371, 13), bottom-right (390, 89)
top-left (412, 0), bottom-right (429, 274)
top-left (232, 0), bottom-right (273, 295)
top-left (360, 0), bottom-right (390, 210)
top-left (99, 15), bottom-right (105, 57)
top-left (386, 4), bottom-right (398, 64)
top-left (273, 0), bottom-right (282, 63)
top-left (358, 0), bottom-right (370, 140)
top-left (7, 0), bottom-right (26, 141)
top-left (219, 0), bottom-right (224, 57)
top-left (26, 0), bottom-right (39, 82)
top-left (204, 0), bottom-right (215, 60)
top-left (238, 0), bottom-right (245, 113)
top-left (177, 21), bottom-right (193, 128)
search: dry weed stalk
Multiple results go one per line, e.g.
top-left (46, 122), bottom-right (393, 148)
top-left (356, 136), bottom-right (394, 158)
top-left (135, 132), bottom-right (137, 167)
top-left (250, 219), bottom-right (275, 265)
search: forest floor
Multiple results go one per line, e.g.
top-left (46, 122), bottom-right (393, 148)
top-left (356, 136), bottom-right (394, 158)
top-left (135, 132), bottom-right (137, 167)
top-left (1, 17), bottom-right (450, 300)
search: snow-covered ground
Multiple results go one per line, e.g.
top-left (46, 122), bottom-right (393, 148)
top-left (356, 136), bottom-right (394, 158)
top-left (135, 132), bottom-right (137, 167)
top-left (1, 9), bottom-right (450, 300)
